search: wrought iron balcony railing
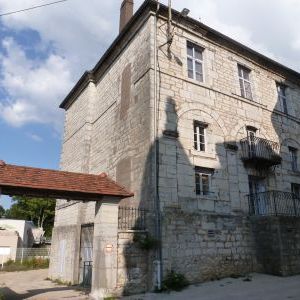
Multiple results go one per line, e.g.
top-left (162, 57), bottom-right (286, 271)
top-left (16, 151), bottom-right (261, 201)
top-left (118, 206), bottom-right (147, 231)
top-left (247, 191), bottom-right (300, 217)
top-left (240, 137), bottom-right (281, 168)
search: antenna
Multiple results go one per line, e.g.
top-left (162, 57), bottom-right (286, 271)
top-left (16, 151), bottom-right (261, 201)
top-left (167, 0), bottom-right (173, 44)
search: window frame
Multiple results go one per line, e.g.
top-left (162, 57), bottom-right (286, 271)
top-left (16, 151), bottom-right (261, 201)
top-left (238, 64), bottom-right (253, 100)
top-left (291, 183), bottom-right (300, 198)
top-left (195, 167), bottom-right (214, 196)
top-left (187, 41), bottom-right (204, 82)
top-left (289, 146), bottom-right (298, 172)
top-left (277, 83), bottom-right (288, 114)
top-left (194, 121), bottom-right (208, 152)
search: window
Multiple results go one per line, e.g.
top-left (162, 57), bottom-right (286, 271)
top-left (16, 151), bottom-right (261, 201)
top-left (291, 183), bottom-right (300, 198)
top-left (187, 41), bottom-right (204, 82)
top-left (289, 147), bottom-right (298, 172)
top-left (277, 84), bottom-right (288, 114)
top-left (238, 65), bottom-right (253, 100)
top-left (195, 167), bottom-right (213, 196)
top-left (194, 121), bottom-right (207, 152)
top-left (246, 126), bottom-right (257, 141)
top-left (246, 126), bottom-right (257, 156)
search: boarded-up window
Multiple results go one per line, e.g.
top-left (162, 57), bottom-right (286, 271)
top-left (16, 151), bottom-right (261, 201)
top-left (120, 64), bottom-right (132, 119)
top-left (116, 157), bottom-right (131, 190)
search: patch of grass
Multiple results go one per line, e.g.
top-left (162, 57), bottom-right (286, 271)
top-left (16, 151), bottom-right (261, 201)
top-left (1, 258), bottom-right (49, 272)
top-left (52, 278), bottom-right (72, 286)
top-left (162, 270), bottom-right (189, 292)
top-left (104, 297), bottom-right (118, 300)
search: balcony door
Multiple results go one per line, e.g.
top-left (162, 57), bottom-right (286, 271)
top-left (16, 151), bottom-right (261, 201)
top-left (247, 127), bottom-right (257, 158)
top-left (249, 176), bottom-right (266, 215)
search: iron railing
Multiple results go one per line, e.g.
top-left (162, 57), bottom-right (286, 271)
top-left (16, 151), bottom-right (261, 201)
top-left (247, 191), bottom-right (300, 217)
top-left (118, 206), bottom-right (147, 231)
top-left (240, 137), bottom-right (281, 167)
top-left (82, 261), bottom-right (92, 288)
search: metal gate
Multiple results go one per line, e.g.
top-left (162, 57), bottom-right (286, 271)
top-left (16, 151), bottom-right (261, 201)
top-left (79, 224), bottom-right (94, 287)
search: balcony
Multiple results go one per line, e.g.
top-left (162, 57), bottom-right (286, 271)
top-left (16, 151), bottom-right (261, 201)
top-left (240, 137), bottom-right (281, 168)
top-left (247, 191), bottom-right (300, 217)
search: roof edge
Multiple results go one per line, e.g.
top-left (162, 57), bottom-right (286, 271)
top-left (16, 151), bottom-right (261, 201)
top-left (0, 163), bottom-right (134, 198)
top-left (60, 0), bottom-right (155, 110)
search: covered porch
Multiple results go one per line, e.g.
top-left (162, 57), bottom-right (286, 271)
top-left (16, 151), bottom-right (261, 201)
top-left (0, 160), bottom-right (133, 299)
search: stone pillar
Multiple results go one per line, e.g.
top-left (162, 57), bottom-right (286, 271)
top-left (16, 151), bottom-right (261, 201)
top-left (90, 198), bottom-right (120, 300)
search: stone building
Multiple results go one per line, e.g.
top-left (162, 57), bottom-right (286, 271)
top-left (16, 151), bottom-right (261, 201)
top-left (49, 0), bottom-right (300, 298)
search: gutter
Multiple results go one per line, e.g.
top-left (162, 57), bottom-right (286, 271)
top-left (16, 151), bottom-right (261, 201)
top-left (153, 0), bottom-right (162, 290)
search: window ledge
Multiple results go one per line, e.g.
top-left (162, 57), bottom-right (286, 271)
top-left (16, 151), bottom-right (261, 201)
top-left (186, 77), bottom-right (211, 89)
top-left (273, 108), bottom-right (296, 119)
top-left (190, 149), bottom-right (216, 159)
top-left (118, 230), bottom-right (148, 233)
top-left (231, 93), bottom-right (267, 108)
top-left (196, 194), bottom-right (218, 200)
top-left (288, 170), bottom-right (300, 176)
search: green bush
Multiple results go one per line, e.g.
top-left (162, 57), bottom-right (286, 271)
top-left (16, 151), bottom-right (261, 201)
top-left (162, 270), bottom-right (189, 291)
top-left (4, 259), bottom-right (14, 266)
top-left (133, 234), bottom-right (160, 250)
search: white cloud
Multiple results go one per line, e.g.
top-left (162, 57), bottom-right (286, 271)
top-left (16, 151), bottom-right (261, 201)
top-left (168, 0), bottom-right (300, 71)
top-left (0, 0), bottom-right (299, 131)
top-left (0, 37), bottom-right (72, 130)
top-left (26, 132), bottom-right (43, 142)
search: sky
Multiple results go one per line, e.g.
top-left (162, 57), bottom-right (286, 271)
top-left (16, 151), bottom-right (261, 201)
top-left (0, 0), bottom-right (299, 209)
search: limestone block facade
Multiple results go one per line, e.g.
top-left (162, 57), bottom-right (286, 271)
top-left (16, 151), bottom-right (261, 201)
top-left (50, 1), bottom-right (300, 298)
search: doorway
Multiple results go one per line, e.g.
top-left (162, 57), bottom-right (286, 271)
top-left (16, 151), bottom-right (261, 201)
top-left (79, 224), bottom-right (94, 288)
top-left (249, 176), bottom-right (267, 215)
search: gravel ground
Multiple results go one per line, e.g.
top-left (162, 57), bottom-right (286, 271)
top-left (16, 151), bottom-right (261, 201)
top-left (1, 270), bottom-right (300, 300)
top-left (123, 273), bottom-right (300, 300)
top-left (0, 269), bottom-right (88, 300)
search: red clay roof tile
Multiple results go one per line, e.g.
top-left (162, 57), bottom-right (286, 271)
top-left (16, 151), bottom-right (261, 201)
top-left (0, 162), bottom-right (133, 200)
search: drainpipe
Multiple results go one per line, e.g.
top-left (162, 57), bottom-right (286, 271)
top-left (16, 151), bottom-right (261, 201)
top-left (153, 0), bottom-right (162, 291)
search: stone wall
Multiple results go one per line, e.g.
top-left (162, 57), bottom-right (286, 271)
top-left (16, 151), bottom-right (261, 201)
top-left (251, 216), bottom-right (300, 276)
top-left (117, 231), bottom-right (152, 295)
top-left (49, 225), bottom-right (80, 283)
top-left (155, 16), bottom-right (300, 215)
top-left (50, 15), bottom-right (155, 287)
top-left (162, 207), bottom-right (259, 283)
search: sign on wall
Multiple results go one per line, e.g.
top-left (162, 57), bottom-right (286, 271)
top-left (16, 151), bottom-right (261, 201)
top-left (0, 247), bottom-right (11, 255)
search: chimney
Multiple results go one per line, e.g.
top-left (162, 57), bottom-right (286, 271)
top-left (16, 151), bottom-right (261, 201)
top-left (119, 0), bottom-right (134, 32)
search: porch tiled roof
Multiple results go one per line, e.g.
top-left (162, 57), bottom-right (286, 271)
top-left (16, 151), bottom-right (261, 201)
top-left (0, 160), bottom-right (133, 200)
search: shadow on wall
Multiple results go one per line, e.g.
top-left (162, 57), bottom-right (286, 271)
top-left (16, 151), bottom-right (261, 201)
top-left (120, 94), bottom-right (273, 295)
top-left (249, 79), bottom-right (300, 276)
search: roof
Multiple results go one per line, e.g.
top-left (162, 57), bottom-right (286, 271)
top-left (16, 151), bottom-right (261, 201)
top-left (0, 161), bottom-right (133, 201)
top-left (60, 0), bottom-right (300, 110)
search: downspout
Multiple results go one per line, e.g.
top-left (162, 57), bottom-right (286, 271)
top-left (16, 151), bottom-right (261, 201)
top-left (153, 0), bottom-right (162, 291)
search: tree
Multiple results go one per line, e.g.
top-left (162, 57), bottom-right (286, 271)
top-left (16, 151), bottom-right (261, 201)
top-left (5, 197), bottom-right (56, 237)
top-left (0, 205), bottom-right (5, 217)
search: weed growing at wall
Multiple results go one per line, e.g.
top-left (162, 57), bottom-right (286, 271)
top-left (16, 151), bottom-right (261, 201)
top-left (133, 234), bottom-right (160, 250)
top-left (162, 270), bottom-right (189, 291)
